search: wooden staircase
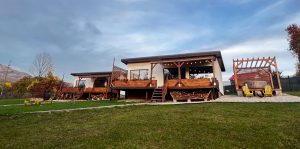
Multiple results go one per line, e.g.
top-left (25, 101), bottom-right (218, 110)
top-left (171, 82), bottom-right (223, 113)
top-left (151, 86), bottom-right (167, 102)
top-left (74, 92), bottom-right (84, 100)
top-left (151, 87), bottom-right (163, 102)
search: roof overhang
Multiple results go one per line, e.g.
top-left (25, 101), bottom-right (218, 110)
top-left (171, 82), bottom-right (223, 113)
top-left (70, 71), bottom-right (112, 78)
top-left (121, 51), bottom-right (225, 71)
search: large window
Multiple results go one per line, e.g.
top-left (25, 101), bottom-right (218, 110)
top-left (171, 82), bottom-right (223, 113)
top-left (189, 66), bottom-right (213, 79)
top-left (163, 68), bottom-right (186, 80)
top-left (130, 69), bottom-right (149, 80)
top-left (75, 80), bottom-right (86, 88)
top-left (94, 78), bottom-right (107, 87)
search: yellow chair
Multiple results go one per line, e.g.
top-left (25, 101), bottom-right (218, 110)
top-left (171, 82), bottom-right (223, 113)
top-left (242, 86), bottom-right (254, 97)
top-left (24, 99), bottom-right (31, 106)
top-left (263, 85), bottom-right (273, 97)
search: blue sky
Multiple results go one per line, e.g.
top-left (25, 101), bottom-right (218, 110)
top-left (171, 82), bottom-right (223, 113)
top-left (0, 0), bottom-right (299, 82)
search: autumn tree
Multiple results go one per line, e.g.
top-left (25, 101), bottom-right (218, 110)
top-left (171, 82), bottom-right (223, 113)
top-left (30, 52), bottom-right (54, 77)
top-left (12, 76), bottom-right (33, 97)
top-left (286, 24), bottom-right (300, 76)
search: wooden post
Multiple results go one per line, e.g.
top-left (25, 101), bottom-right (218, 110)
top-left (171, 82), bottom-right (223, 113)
top-left (212, 60), bottom-right (216, 98)
top-left (267, 66), bottom-right (274, 89)
top-left (177, 62), bottom-right (181, 86)
top-left (105, 76), bottom-right (110, 99)
top-left (174, 62), bottom-right (184, 86)
top-left (117, 90), bottom-right (120, 100)
top-left (233, 59), bottom-right (239, 91)
top-left (274, 58), bottom-right (282, 90)
top-left (146, 90), bottom-right (148, 100)
top-left (212, 60), bottom-right (216, 79)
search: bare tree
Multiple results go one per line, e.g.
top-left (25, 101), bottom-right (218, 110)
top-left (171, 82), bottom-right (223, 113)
top-left (31, 52), bottom-right (54, 77)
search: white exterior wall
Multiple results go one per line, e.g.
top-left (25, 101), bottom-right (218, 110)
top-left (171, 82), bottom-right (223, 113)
top-left (127, 62), bottom-right (164, 86)
top-left (213, 60), bottom-right (224, 95)
top-left (73, 77), bottom-right (94, 88)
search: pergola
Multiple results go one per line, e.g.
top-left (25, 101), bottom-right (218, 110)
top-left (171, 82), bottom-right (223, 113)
top-left (233, 57), bottom-right (282, 91)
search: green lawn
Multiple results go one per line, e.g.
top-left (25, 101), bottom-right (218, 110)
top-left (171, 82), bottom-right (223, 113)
top-left (0, 103), bottom-right (299, 148)
top-left (286, 91), bottom-right (300, 97)
top-left (0, 98), bottom-right (24, 105)
top-left (0, 100), bottom-right (135, 115)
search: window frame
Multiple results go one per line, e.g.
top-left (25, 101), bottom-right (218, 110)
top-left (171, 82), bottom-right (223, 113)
top-left (130, 69), bottom-right (149, 80)
top-left (75, 80), bottom-right (86, 87)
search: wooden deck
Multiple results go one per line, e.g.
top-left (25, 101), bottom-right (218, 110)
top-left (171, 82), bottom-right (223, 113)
top-left (113, 80), bottom-right (157, 89)
top-left (61, 87), bottom-right (108, 93)
top-left (167, 78), bottom-right (218, 89)
top-left (85, 87), bottom-right (108, 93)
top-left (61, 87), bottom-right (82, 93)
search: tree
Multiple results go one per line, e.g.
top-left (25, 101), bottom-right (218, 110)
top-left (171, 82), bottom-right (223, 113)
top-left (30, 71), bottom-right (61, 99)
top-left (12, 76), bottom-right (33, 98)
top-left (286, 24), bottom-right (300, 76)
top-left (30, 52), bottom-right (54, 77)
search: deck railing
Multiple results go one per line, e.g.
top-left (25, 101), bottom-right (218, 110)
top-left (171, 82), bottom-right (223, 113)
top-left (85, 87), bottom-right (107, 93)
top-left (113, 80), bottom-right (157, 88)
top-left (166, 78), bottom-right (218, 88)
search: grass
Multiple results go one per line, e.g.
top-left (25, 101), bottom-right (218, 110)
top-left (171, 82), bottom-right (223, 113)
top-left (0, 100), bottom-right (135, 115)
top-left (0, 98), bottom-right (24, 105)
top-left (0, 103), bottom-right (299, 148)
top-left (286, 91), bottom-right (300, 97)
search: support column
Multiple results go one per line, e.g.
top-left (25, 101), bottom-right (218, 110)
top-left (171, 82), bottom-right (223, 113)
top-left (268, 67), bottom-right (274, 89)
top-left (212, 60), bottom-right (216, 98)
top-left (233, 60), bottom-right (239, 91)
top-left (174, 62), bottom-right (184, 86)
top-left (178, 62), bottom-right (181, 86)
top-left (274, 58), bottom-right (282, 90)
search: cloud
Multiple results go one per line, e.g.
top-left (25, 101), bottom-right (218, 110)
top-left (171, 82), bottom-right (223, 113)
top-left (0, 0), bottom-right (299, 83)
top-left (221, 36), bottom-right (297, 80)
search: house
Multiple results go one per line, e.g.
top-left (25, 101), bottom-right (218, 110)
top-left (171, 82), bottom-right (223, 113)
top-left (111, 51), bottom-right (225, 102)
top-left (60, 51), bottom-right (226, 101)
top-left (60, 71), bottom-right (117, 100)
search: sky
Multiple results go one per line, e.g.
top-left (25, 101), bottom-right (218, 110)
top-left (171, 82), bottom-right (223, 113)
top-left (0, 0), bottom-right (299, 82)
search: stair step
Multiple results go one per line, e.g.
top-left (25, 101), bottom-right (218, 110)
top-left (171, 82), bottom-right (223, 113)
top-left (152, 96), bottom-right (162, 98)
top-left (153, 93), bottom-right (162, 95)
top-left (151, 99), bottom-right (162, 101)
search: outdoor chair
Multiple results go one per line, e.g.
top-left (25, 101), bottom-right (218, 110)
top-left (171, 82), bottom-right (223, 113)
top-left (24, 98), bottom-right (53, 106)
top-left (242, 86), bottom-right (254, 97)
top-left (263, 85), bottom-right (273, 97)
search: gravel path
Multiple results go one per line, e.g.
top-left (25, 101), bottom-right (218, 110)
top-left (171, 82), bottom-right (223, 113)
top-left (214, 94), bottom-right (300, 102)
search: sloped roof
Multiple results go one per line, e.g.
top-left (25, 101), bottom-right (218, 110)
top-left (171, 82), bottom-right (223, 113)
top-left (71, 71), bottom-right (112, 77)
top-left (121, 51), bottom-right (225, 71)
